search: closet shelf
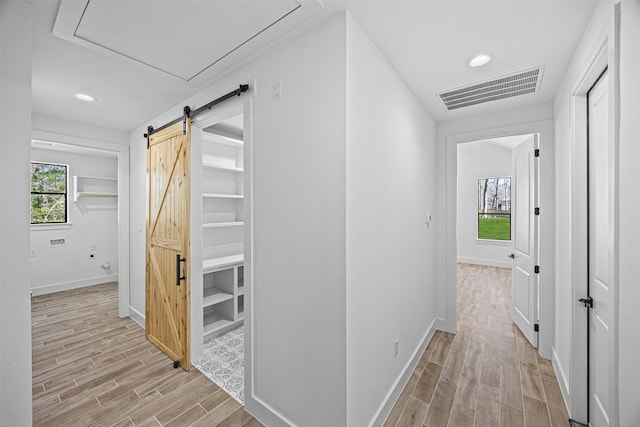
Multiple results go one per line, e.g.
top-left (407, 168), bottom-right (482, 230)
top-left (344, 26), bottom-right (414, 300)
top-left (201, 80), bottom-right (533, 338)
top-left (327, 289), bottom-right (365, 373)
top-left (202, 162), bottom-right (243, 173)
top-left (203, 313), bottom-right (234, 336)
top-left (202, 132), bottom-right (243, 147)
top-left (203, 193), bottom-right (244, 199)
top-left (203, 288), bottom-right (233, 308)
top-left (202, 254), bottom-right (244, 273)
top-left (203, 221), bottom-right (244, 229)
top-left (75, 192), bottom-right (118, 198)
top-left (73, 175), bottom-right (118, 202)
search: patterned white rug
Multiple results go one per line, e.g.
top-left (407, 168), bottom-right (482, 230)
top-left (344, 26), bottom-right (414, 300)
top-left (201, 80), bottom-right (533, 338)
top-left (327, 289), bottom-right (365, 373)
top-left (193, 326), bottom-right (244, 403)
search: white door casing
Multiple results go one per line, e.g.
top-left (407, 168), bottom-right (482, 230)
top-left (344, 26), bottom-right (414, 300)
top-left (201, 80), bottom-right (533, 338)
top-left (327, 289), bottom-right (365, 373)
top-left (511, 135), bottom-right (539, 347)
top-left (588, 70), bottom-right (610, 427)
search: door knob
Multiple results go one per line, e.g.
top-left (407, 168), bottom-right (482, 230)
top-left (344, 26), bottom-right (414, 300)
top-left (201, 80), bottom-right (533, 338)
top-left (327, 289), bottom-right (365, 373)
top-left (507, 253), bottom-right (515, 259)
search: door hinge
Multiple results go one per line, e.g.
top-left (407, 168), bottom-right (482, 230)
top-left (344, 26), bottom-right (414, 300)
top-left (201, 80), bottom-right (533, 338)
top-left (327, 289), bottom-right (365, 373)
top-left (578, 296), bottom-right (593, 308)
top-left (535, 148), bottom-right (540, 157)
top-left (534, 323), bottom-right (539, 332)
top-left (535, 207), bottom-right (540, 215)
top-left (534, 265), bottom-right (540, 274)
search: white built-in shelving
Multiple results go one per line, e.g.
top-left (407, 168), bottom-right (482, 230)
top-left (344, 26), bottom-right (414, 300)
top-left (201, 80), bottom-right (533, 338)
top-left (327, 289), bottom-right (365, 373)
top-left (200, 128), bottom-right (245, 339)
top-left (73, 175), bottom-right (118, 201)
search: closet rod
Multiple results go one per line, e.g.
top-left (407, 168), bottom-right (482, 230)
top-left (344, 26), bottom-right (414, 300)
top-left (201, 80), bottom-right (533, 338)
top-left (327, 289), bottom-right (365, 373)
top-left (144, 84), bottom-right (249, 144)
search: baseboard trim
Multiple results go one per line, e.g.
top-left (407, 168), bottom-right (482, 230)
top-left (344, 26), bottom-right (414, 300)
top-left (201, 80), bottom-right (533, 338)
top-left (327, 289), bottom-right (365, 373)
top-left (31, 275), bottom-right (119, 296)
top-left (457, 257), bottom-right (512, 269)
top-left (552, 347), bottom-right (571, 413)
top-left (370, 317), bottom-right (439, 427)
top-left (129, 306), bottom-right (145, 329)
top-left (245, 393), bottom-right (297, 427)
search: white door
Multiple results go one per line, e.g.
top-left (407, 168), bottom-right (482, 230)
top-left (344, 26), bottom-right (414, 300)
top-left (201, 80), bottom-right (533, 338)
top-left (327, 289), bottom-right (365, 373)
top-left (510, 136), bottom-right (538, 347)
top-left (588, 70), bottom-right (610, 427)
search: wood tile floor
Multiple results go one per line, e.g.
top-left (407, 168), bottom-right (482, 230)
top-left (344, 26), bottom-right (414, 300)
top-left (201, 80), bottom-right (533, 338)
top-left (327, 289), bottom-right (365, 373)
top-left (384, 263), bottom-right (570, 427)
top-left (31, 282), bottom-right (262, 427)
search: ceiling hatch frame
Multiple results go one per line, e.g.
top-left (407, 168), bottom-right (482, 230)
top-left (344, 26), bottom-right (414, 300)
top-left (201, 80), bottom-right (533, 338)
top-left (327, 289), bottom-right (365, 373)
top-left (52, 0), bottom-right (323, 85)
top-left (438, 66), bottom-right (545, 111)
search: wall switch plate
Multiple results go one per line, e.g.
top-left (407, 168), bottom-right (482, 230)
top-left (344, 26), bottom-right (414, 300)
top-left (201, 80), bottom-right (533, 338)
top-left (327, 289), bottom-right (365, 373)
top-left (394, 339), bottom-right (399, 358)
top-left (273, 81), bottom-right (282, 101)
top-left (30, 249), bottom-right (37, 257)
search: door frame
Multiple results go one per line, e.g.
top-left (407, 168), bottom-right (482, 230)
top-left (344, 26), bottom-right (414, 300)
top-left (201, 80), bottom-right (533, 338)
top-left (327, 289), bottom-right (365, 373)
top-left (443, 119), bottom-right (555, 360)
top-left (31, 129), bottom-right (130, 317)
top-left (568, 8), bottom-right (620, 423)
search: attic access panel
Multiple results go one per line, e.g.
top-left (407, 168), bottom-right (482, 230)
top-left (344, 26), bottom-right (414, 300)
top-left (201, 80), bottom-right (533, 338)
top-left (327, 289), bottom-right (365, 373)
top-left (53, 0), bottom-right (320, 82)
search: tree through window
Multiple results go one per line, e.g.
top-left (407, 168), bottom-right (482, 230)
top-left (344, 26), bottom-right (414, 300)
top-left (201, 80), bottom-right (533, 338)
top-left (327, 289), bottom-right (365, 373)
top-left (30, 162), bottom-right (68, 224)
top-left (477, 177), bottom-right (511, 240)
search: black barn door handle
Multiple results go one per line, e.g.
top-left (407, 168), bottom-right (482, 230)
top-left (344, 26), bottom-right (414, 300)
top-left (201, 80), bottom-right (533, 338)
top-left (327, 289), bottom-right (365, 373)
top-left (176, 254), bottom-right (186, 286)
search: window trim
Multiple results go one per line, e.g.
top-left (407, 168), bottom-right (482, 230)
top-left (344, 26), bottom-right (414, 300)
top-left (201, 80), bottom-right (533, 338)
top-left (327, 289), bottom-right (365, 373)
top-left (30, 161), bottom-right (70, 225)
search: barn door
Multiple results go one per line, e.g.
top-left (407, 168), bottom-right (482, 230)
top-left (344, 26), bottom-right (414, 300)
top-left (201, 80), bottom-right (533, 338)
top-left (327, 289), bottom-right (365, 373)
top-left (146, 120), bottom-right (191, 370)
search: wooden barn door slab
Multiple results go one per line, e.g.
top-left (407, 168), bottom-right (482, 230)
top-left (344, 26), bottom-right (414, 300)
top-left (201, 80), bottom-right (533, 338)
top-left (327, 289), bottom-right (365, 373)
top-left (146, 120), bottom-right (191, 370)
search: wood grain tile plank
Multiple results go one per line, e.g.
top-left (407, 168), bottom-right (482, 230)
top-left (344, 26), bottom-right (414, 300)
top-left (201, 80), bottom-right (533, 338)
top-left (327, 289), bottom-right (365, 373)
top-left (454, 370), bottom-right (479, 410)
top-left (189, 397), bottom-right (242, 427)
top-left (164, 404), bottom-right (207, 427)
top-left (429, 333), bottom-right (454, 365)
top-left (500, 359), bottom-right (523, 410)
top-left (414, 362), bottom-right (443, 404)
top-left (383, 383), bottom-right (413, 427)
top-left (524, 396), bottom-right (552, 427)
top-left (396, 396), bottom-right (429, 427)
top-left (424, 380), bottom-right (456, 427)
top-left (441, 349), bottom-right (465, 384)
top-left (520, 361), bottom-right (546, 401)
top-left (448, 403), bottom-right (475, 427)
top-left (501, 402), bottom-right (525, 427)
top-left (474, 384), bottom-right (500, 427)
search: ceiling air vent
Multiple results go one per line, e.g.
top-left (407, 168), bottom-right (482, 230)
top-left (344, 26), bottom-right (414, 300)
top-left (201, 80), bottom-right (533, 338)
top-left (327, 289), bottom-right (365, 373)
top-left (439, 66), bottom-right (544, 111)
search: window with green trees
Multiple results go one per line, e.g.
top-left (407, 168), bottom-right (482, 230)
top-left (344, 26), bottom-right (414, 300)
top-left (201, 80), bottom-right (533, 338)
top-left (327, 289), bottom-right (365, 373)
top-left (477, 177), bottom-right (511, 240)
top-left (30, 162), bottom-right (68, 224)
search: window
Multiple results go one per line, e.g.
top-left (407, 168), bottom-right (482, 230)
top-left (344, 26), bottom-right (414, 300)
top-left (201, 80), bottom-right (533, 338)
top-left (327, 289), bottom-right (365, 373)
top-left (30, 162), bottom-right (68, 224)
top-left (478, 177), bottom-right (511, 240)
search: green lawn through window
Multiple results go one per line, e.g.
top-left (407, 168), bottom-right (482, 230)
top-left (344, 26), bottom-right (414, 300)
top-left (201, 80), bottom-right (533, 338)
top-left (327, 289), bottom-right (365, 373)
top-left (478, 216), bottom-right (511, 240)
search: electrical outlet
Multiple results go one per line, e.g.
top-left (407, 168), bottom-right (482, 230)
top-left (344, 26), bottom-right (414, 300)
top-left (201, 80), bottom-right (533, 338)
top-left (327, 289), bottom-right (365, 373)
top-left (394, 339), bottom-right (399, 358)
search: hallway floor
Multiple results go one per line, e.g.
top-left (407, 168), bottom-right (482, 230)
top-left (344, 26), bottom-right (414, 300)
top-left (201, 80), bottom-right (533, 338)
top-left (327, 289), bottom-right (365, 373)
top-left (384, 263), bottom-right (570, 427)
top-left (31, 283), bottom-right (262, 427)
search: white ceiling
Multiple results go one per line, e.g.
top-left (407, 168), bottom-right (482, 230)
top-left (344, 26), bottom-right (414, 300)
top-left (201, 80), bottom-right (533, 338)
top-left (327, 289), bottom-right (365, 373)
top-left (31, 0), bottom-right (598, 132)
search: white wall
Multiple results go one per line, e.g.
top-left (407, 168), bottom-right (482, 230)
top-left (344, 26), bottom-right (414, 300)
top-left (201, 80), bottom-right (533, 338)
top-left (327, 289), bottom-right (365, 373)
top-left (30, 148), bottom-right (118, 295)
top-left (457, 141), bottom-right (513, 267)
top-left (0, 1), bottom-right (33, 424)
top-left (345, 14), bottom-right (437, 426)
top-left (130, 14), bottom-right (348, 426)
top-left (616, 1), bottom-right (640, 424)
top-left (32, 113), bottom-right (129, 146)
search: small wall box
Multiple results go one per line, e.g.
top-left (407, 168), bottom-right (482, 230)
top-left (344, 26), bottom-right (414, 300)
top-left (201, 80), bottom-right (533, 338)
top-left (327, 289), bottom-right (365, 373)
top-left (73, 175), bottom-right (118, 201)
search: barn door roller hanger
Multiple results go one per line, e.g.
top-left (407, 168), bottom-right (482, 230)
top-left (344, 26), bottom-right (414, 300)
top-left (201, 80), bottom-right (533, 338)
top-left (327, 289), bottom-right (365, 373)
top-left (144, 84), bottom-right (250, 146)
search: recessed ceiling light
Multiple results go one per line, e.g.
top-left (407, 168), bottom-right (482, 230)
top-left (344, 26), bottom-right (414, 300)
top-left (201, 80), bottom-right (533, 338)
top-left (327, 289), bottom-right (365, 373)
top-left (469, 53), bottom-right (493, 68)
top-left (75, 93), bottom-right (97, 102)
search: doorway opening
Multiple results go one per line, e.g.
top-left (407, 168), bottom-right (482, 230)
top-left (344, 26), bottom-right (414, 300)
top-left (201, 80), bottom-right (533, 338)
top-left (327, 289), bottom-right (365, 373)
top-left (189, 99), bottom-right (251, 405)
top-left (456, 133), bottom-right (539, 346)
top-left (29, 131), bottom-right (130, 314)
